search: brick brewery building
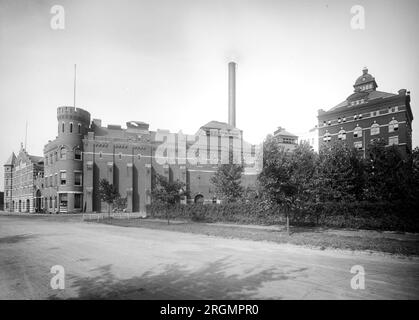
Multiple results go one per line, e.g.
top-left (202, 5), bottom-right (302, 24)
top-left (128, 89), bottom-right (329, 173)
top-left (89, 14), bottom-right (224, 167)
top-left (318, 68), bottom-right (413, 156)
top-left (3, 62), bottom-right (260, 214)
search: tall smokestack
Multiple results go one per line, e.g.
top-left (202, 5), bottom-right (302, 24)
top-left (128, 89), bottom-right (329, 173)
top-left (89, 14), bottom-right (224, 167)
top-left (228, 61), bottom-right (236, 127)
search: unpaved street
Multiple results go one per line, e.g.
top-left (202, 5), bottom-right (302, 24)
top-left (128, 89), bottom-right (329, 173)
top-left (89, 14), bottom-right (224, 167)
top-left (0, 215), bottom-right (418, 299)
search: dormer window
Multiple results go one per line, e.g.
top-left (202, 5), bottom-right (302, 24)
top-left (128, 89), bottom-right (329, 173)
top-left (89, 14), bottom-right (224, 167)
top-left (338, 118), bottom-right (341, 123)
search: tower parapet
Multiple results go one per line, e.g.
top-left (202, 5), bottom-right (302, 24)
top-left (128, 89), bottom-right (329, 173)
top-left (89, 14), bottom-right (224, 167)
top-left (57, 106), bottom-right (90, 137)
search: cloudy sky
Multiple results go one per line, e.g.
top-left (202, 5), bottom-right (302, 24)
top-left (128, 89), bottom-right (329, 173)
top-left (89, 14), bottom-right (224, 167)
top-left (0, 0), bottom-right (418, 190)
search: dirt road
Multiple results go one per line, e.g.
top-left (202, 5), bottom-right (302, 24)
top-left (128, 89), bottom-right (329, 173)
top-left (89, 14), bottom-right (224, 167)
top-left (0, 215), bottom-right (418, 299)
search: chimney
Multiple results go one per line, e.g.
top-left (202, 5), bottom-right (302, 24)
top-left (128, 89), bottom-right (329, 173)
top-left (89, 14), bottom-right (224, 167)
top-left (228, 61), bottom-right (237, 127)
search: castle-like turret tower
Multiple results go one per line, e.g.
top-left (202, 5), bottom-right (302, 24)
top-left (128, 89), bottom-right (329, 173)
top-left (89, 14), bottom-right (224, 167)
top-left (42, 107), bottom-right (91, 213)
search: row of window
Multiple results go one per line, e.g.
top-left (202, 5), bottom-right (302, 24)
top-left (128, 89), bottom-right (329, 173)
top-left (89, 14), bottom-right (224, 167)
top-left (323, 119), bottom-right (399, 141)
top-left (45, 147), bottom-right (82, 165)
top-left (44, 194), bottom-right (82, 210)
top-left (358, 83), bottom-right (374, 91)
top-left (61, 122), bottom-right (83, 134)
top-left (97, 152), bottom-right (143, 160)
top-left (352, 136), bottom-right (399, 150)
top-left (44, 171), bottom-right (82, 187)
top-left (323, 106), bottom-right (400, 127)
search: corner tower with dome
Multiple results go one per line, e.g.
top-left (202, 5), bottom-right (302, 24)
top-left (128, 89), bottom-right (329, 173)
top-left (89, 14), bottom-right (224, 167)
top-left (317, 67), bottom-right (414, 157)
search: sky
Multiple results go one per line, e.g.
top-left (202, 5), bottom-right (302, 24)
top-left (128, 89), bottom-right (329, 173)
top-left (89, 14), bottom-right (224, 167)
top-left (0, 0), bottom-right (418, 191)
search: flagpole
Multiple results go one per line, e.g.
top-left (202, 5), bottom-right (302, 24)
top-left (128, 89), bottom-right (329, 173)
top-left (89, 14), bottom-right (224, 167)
top-left (73, 64), bottom-right (77, 109)
top-left (25, 121), bottom-right (28, 150)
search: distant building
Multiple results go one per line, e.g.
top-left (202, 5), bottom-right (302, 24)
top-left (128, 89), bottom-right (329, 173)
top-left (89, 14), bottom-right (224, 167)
top-left (317, 68), bottom-right (414, 157)
top-left (3, 147), bottom-right (44, 213)
top-left (3, 62), bottom-right (261, 214)
top-left (273, 127), bottom-right (298, 152)
top-left (298, 126), bottom-right (319, 153)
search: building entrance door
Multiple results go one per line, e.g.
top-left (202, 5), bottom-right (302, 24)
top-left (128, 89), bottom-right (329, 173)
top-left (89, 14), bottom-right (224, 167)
top-left (35, 190), bottom-right (42, 212)
top-left (59, 193), bottom-right (68, 213)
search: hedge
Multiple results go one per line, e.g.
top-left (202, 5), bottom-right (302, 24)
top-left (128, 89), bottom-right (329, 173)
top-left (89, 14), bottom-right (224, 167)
top-left (146, 200), bottom-right (419, 232)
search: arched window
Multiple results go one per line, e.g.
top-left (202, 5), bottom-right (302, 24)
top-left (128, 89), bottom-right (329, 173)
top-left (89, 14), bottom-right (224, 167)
top-left (338, 129), bottom-right (346, 141)
top-left (74, 148), bottom-right (82, 160)
top-left (70, 122), bottom-right (73, 133)
top-left (323, 131), bottom-right (331, 142)
top-left (78, 123), bottom-right (81, 134)
top-left (118, 153), bottom-right (122, 160)
top-left (389, 118), bottom-right (399, 133)
top-left (60, 147), bottom-right (67, 160)
top-left (353, 126), bottom-right (362, 138)
top-left (62, 122), bottom-right (65, 133)
top-left (371, 122), bottom-right (380, 135)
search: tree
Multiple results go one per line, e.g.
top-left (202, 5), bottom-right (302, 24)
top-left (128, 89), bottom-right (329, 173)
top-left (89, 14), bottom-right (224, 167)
top-left (151, 173), bottom-right (187, 205)
top-left (258, 137), bottom-right (317, 234)
top-left (364, 139), bottom-right (412, 202)
top-left (98, 179), bottom-right (120, 217)
top-left (151, 173), bottom-right (187, 224)
top-left (210, 164), bottom-right (244, 203)
top-left (315, 141), bottom-right (366, 202)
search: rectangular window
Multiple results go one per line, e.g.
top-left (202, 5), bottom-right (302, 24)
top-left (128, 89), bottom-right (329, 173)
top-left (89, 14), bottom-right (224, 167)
top-left (74, 194), bottom-right (82, 209)
top-left (55, 173), bottom-right (58, 186)
top-left (75, 148), bottom-right (82, 160)
top-left (371, 126), bottom-right (380, 135)
top-left (389, 136), bottom-right (399, 146)
top-left (354, 141), bottom-right (363, 150)
top-left (389, 123), bottom-right (399, 133)
top-left (338, 133), bottom-right (346, 140)
top-left (74, 172), bottom-right (82, 186)
top-left (60, 171), bottom-right (66, 185)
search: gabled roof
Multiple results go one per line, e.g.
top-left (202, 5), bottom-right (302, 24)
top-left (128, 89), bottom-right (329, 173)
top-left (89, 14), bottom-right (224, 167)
top-left (4, 152), bottom-right (16, 166)
top-left (274, 127), bottom-right (298, 138)
top-left (200, 120), bottom-right (237, 131)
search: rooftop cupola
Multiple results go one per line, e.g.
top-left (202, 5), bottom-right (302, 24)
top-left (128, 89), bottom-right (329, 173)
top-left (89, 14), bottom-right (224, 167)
top-left (353, 67), bottom-right (377, 92)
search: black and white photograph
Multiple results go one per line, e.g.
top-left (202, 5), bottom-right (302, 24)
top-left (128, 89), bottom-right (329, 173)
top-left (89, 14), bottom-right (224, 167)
top-left (0, 0), bottom-right (418, 308)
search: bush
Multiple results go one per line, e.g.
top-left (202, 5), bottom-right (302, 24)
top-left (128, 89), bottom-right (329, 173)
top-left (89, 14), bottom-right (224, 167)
top-left (146, 199), bottom-right (419, 232)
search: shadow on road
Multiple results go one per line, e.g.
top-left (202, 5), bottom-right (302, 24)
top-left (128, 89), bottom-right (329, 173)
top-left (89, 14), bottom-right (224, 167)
top-left (0, 234), bottom-right (37, 244)
top-left (50, 258), bottom-right (308, 300)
